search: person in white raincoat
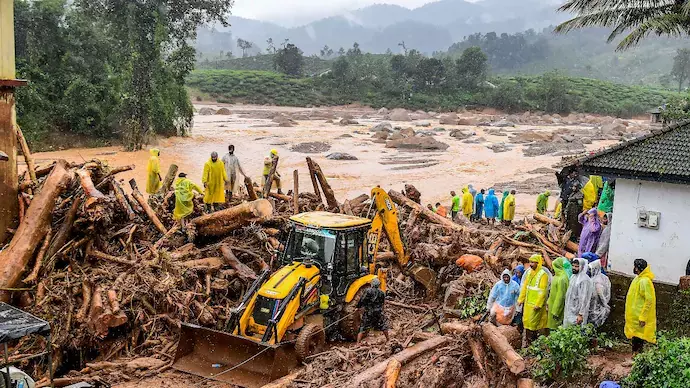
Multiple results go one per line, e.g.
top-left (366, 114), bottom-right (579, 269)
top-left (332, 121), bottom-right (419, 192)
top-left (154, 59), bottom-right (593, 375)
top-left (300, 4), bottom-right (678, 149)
top-left (588, 259), bottom-right (611, 327)
top-left (564, 257), bottom-right (594, 327)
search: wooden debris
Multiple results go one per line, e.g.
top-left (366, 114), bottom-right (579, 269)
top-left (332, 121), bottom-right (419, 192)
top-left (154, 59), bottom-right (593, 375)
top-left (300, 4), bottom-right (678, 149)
top-left (307, 157), bottom-right (339, 211)
top-left (384, 359), bottom-right (402, 388)
top-left (129, 179), bottom-right (167, 234)
top-left (481, 323), bottom-right (525, 374)
top-left (191, 199), bottom-right (273, 237)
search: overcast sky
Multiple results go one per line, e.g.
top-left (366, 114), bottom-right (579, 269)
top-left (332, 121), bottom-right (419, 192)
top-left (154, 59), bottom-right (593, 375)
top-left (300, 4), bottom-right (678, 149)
top-left (232, 0), bottom-right (459, 26)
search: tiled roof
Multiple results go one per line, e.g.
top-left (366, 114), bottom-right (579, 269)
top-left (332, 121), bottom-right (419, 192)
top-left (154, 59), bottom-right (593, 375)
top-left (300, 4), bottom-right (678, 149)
top-left (565, 120), bottom-right (690, 183)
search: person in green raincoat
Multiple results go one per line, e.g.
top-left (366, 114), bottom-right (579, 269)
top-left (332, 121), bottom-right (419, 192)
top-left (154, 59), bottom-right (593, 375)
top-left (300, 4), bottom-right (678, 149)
top-left (597, 181), bottom-right (614, 213)
top-left (518, 254), bottom-right (549, 345)
top-left (563, 259), bottom-right (574, 279)
top-left (536, 190), bottom-right (551, 215)
top-left (146, 148), bottom-right (162, 194)
top-left (497, 191), bottom-right (509, 221)
top-left (173, 173), bottom-right (202, 227)
top-left (547, 257), bottom-right (570, 330)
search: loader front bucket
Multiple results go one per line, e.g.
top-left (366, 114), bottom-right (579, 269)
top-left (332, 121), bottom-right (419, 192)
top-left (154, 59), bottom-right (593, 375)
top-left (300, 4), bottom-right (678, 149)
top-left (172, 323), bottom-right (298, 388)
top-left (408, 263), bottom-right (438, 297)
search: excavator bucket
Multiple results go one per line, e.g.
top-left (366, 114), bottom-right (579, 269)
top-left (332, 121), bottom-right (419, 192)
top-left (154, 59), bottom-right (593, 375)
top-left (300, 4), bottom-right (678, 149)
top-left (408, 263), bottom-right (438, 296)
top-left (172, 323), bottom-right (298, 388)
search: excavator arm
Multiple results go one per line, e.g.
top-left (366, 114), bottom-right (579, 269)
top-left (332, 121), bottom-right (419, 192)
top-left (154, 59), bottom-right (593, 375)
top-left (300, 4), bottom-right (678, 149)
top-left (367, 187), bottom-right (437, 294)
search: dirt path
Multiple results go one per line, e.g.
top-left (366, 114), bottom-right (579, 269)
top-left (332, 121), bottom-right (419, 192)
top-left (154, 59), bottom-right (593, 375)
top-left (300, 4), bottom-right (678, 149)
top-left (32, 104), bottom-right (633, 215)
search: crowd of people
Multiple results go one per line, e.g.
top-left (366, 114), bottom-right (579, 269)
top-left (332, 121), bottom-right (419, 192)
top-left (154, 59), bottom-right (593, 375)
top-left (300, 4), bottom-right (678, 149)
top-left (146, 145), bottom-right (281, 227)
top-left (427, 186), bottom-right (517, 225)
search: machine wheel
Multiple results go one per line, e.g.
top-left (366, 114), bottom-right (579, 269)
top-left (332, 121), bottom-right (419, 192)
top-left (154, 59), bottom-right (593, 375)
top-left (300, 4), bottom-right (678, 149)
top-left (295, 323), bottom-right (326, 362)
top-left (340, 286), bottom-right (369, 340)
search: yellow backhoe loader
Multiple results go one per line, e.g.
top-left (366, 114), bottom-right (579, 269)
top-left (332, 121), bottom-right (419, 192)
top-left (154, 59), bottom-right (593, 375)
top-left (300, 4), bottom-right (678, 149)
top-left (172, 187), bottom-right (436, 387)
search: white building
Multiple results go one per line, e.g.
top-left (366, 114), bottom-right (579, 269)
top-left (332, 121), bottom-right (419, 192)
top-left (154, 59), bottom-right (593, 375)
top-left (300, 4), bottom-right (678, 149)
top-left (567, 121), bottom-right (690, 285)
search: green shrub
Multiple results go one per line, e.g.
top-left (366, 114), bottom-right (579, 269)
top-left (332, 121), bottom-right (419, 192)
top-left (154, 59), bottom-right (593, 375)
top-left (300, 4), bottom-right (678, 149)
top-left (453, 288), bottom-right (489, 319)
top-left (622, 335), bottom-right (690, 388)
top-left (526, 324), bottom-right (611, 383)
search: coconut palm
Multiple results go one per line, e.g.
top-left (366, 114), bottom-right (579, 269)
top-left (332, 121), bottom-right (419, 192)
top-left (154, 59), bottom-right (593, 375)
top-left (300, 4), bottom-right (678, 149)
top-left (555, 0), bottom-right (690, 50)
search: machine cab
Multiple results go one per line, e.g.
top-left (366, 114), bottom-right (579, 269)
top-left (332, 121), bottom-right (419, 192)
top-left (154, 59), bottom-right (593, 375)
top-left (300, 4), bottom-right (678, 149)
top-left (284, 212), bottom-right (372, 299)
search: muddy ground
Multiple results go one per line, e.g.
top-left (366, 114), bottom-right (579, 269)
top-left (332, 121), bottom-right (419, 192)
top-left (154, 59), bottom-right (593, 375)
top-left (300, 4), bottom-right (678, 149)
top-left (31, 104), bottom-right (651, 217)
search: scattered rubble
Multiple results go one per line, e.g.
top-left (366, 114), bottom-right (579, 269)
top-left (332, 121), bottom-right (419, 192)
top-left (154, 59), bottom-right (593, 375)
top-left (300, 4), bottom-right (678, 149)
top-left (386, 136), bottom-right (450, 151)
top-left (291, 142), bottom-right (332, 153)
top-left (326, 152), bottom-right (358, 160)
top-left (215, 107), bottom-right (231, 115)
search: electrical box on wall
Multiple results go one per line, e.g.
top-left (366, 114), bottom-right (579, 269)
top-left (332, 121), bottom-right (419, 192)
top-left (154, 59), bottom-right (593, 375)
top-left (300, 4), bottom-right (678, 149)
top-left (638, 210), bottom-right (661, 230)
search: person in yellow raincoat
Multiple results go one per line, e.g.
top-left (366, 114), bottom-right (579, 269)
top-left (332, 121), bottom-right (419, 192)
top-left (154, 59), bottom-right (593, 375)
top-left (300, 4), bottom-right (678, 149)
top-left (581, 175), bottom-right (603, 211)
top-left (173, 173), bottom-right (202, 227)
top-left (146, 148), bottom-right (162, 194)
top-left (503, 190), bottom-right (516, 225)
top-left (518, 254), bottom-right (549, 345)
top-left (625, 259), bottom-right (656, 352)
top-left (263, 149), bottom-right (282, 194)
top-left (461, 186), bottom-right (473, 219)
top-left (202, 152), bottom-right (228, 212)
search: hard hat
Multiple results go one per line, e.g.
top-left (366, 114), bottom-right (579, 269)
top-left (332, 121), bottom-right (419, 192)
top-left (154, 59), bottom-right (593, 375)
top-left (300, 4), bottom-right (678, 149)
top-left (270, 149), bottom-right (278, 156)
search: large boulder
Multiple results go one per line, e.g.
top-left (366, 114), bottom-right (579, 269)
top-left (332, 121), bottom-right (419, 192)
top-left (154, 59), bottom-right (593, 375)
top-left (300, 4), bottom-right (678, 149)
top-left (372, 131), bottom-right (389, 140)
top-left (400, 127), bottom-right (416, 138)
top-left (326, 152), bottom-right (358, 160)
top-left (198, 107), bottom-right (216, 115)
top-left (388, 132), bottom-right (404, 141)
top-left (215, 107), bottom-right (231, 115)
top-left (492, 119), bottom-right (516, 128)
top-left (389, 108), bottom-right (411, 121)
top-left (370, 122), bottom-right (393, 133)
top-left (412, 110), bottom-right (432, 120)
top-left (439, 113), bottom-right (459, 125)
top-left (415, 120), bottom-right (432, 127)
top-left (385, 136), bottom-right (450, 151)
top-left (377, 107), bottom-right (389, 115)
top-left (456, 118), bottom-right (478, 126)
top-left (449, 129), bottom-right (474, 140)
top-left (339, 118), bottom-right (359, 126)
top-left (601, 123), bottom-right (627, 135)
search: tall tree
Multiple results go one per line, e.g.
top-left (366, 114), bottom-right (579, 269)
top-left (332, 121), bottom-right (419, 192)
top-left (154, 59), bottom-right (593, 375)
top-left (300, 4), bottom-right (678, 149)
top-left (237, 38), bottom-right (253, 57)
top-left (455, 47), bottom-right (488, 91)
top-left (671, 48), bottom-right (690, 92)
top-left (79, 0), bottom-right (233, 150)
top-left (556, 0), bottom-right (690, 50)
top-left (274, 43), bottom-right (304, 76)
top-left (266, 38), bottom-right (276, 54)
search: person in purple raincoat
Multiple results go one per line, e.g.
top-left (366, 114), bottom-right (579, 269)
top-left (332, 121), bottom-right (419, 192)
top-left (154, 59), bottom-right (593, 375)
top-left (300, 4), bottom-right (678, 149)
top-left (578, 208), bottom-right (602, 257)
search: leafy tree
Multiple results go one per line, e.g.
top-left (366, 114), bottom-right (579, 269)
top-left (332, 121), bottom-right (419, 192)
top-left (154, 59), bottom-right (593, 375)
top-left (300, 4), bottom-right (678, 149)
top-left (237, 38), bottom-right (253, 57)
top-left (347, 43), bottom-right (362, 57)
top-left (671, 48), bottom-right (690, 92)
top-left (320, 45), bottom-right (333, 58)
top-left (556, 0), bottom-right (690, 50)
top-left (541, 71), bottom-right (573, 114)
top-left (274, 43), bottom-right (304, 76)
top-left (266, 38), bottom-right (276, 54)
top-left (337, 47), bottom-right (345, 56)
top-left (415, 58), bottom-right (445, 91)
top-left (456, 47), bottom-right (488, 91)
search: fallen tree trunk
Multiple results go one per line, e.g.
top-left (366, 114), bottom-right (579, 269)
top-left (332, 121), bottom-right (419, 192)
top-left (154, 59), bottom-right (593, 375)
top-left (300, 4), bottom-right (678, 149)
top-left (254, 188), bottom-right (292, 202)
top-left (293, 169), bottom-right (299, 215)
top-left (191, 199), bottom-right (273, 237)
top-left (384, 359), bottom-right (402, 388)
top-left (111, 179), bottom-right (135, 221)
top-left (179, 257), bottom-right (224, 272)
top-left (244, 176), bottom-right (258, 201)
top-left (129, 179), bottom-right (167, 234)
top-left (388, 190), bottom-right (469, 234)
top-left (305, 157), bottom-right (323, 205)
top-left (0, 160), bottom-right (72, 303)
top-left (349, 336), bottom-right (449, 386)
top-left (481, 323), bottom-right (525, 374)
top-left (23, 228), bottom-right (53, 284)
top-left (440, 322), bottom-right (474, 335)
top-left (532, 213), bottom-right (562, 227)
top-left (158, 164), bottom-right (178, 194)
top-left (45, 196), bottom-right (82, 261)
top-left (220, 244), bottom-right (257, 280)
top-left (307, 157), bottom-right (339, 211)
top-left (566, 240), bottom-right (579, 253)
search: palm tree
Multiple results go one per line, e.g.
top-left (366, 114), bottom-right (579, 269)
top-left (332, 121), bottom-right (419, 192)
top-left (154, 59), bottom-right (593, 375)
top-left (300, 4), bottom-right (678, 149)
top-left (555, 0), bottom-right (690, 50)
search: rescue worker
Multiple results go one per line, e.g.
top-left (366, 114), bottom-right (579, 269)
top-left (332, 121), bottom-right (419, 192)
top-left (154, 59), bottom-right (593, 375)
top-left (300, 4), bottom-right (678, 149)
top-left (473, 189), bottom-right (485, 222)
top-left (503, 190), bottom-right (516, 225)
top-left (517, 254), bottom-right (549, 345)
top-left (450, 191), bottom-right (460, 220)
top-left (202, 151), bottom-right (228, 212)
top-left (461, 186), bottom-right (473, 219)
top-left (484, 189), bottom-right (499, 225)
top-left (588, 259), bottom-right (611, 328)
top-left (565, 182), bottom-right (584, 237)
top-left (536, 190), bottom-right (551, 215)
top-left (435, 202), bottom-right (448, 218)
top-left (486, 269), bottom-right (520, 326)
top-left (497, 190), bottom-right (509, 222)
top-left (597, 180), bottom-right (614, 213)
top-left (263, 149), bottom-right (283, 195)
top-left (625, 259), bottom-right (656, 352)
top-left (146, 148), bottom-right (162, 194)
top-left (596, 213), bottom-right (613, 269)
top-left (563, 258), bottom-right (593, 327)
top-left (357, 277), bottom-right (389, 343)
top-left (221, 144), bottom-right (247, 201)
top-left (173, 173), bottom-right (202, 228)
top-left (546, 257), bottom-right (569, 331)
top-left (512, 263), bottom-right (525, 329)
top-left (578, 208), bottom-right (602, 257)
top-left (582, 175), bottom-right (603, 211)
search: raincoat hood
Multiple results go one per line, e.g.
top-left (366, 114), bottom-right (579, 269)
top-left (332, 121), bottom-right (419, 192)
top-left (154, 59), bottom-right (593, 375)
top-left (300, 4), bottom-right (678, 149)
top-left (563, 257), bottom-right (593, 326)
top-left (545, 190), bottom-right (551, 196)
top-left (462, 186), bottom-right (468, 193)
top-left (527, 254), bottom-right (544, 281)
top-left (502, 191), bottom-right (509, 198)
top-left (638, 265), bottom-right (655, 281)
top-left (149, 148), bottom-right (160, 156)
top-left (514, 264), bottom-right (524, 276)
top-left (501, 269), bottom-right (511, 280)
top-left (553, 257), bottom-right (566, 276)
top-left (488, 189), bottom-right (495, 196)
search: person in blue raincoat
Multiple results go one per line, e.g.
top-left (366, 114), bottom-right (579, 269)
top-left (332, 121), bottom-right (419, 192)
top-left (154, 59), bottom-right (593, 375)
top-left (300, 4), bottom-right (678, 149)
top-left (487, 269), bottom-right (521, 325)
top-left (473, 189), bottom-right (485, 222)
top-left (484, 189), bottom-right (500, 225)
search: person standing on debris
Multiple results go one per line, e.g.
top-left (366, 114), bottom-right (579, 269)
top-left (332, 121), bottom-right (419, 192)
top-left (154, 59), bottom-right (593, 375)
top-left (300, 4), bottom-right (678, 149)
top-left (461, 186), bottom-right (473, 219)
top-left (582, 175), bottom-right (604, 211)
top-left (450, 191), bottom-right (460, 220)
top-left (487, 269), bottom-right (521, 325)
top-left (536, 190), bottom-right (551, 215)
top-left (589, 259), bottom-right (611, 328)
top-left (146, 148), bottom-right (163, 194)
top-left (563, 258), bottom-right (593, 327)
top-left (202, 151), bottom-right (228, 212)
top-left (484, 189), bottom-right (499, 224)
top-left (222, 144), bottom-right (247, 201)
top-left (565, 181), bottom-right (584, 237)
top-left (578, 208), bottom-right (602, 257)
top-left (468, 184), bottom-right (477, 200)
top-left (356, 277), bottom-right (390, 343)
top-left (498, 190), bottom-right (509, 222)
top-left (173, 172), bottom-right (202, 227)
top-left (547, 257), bottom-right (570, 331)
top-left (625, 259), bottom-right (656, 352)
top-left (518, 254), bottom-right (549, 345)
top-left (503, 190), bottom-right (516, 225)
top-left (435, 202), bottom-right (448, 218)
top-left (473, 189), bottom-right (485, 222)
top-left (558, 170), bottom-right (578, 219)
top-left (263, 149), bottom-right (283, 195)
top-left (596, 213), bottom-right (613, 269)
top-left (597, 180), bottom-right (614, 214)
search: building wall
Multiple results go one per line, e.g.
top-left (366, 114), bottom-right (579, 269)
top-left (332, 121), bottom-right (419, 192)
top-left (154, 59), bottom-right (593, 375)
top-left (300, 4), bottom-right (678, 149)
top-left (610, 178), bottom-right (690, 284)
